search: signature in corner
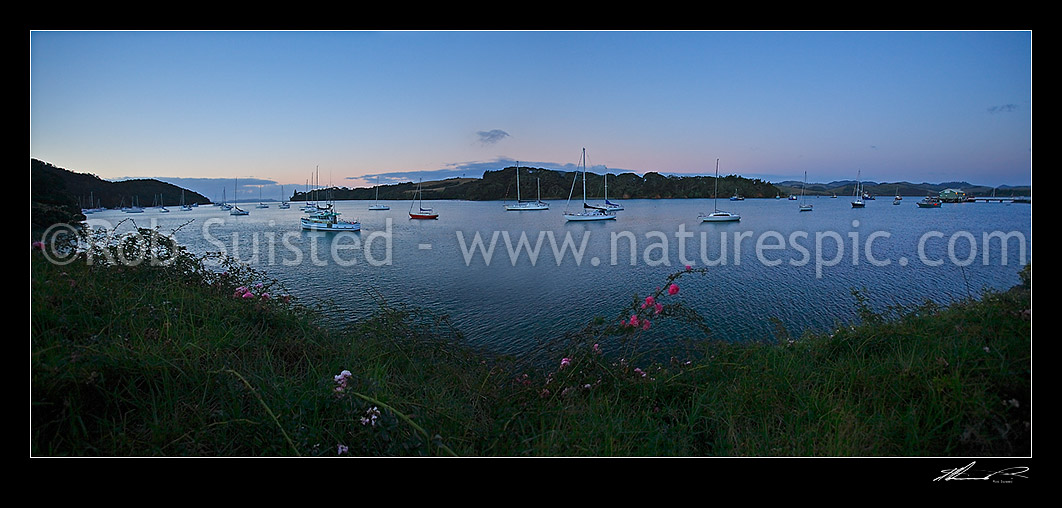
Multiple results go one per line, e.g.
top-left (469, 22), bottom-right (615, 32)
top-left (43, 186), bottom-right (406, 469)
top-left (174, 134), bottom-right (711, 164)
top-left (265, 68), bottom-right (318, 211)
top-left (934, 461), bottom-right (1029, 482)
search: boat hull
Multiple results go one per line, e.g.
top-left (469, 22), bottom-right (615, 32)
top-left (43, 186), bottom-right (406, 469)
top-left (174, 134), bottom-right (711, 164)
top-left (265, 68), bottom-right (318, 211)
top-left (700, 213), bottom-right (740, 222)
top-left (301, 219), bottom-right (361, 231)
top-left (505, 203), bottom-right (549, 211)
top-left (564, 211), bottom-right (616, 221)
top-left (410, 213), bottom-right (438, 219)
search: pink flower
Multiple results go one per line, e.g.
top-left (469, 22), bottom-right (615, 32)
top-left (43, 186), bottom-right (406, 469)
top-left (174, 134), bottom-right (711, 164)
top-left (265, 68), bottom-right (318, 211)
top-left (667, 283), bottom-right (679, 295)
top-left (654, 303), bottom-right (663, 315)
top-left (360, 406), bottom-right (381, 426)
top-left (685, 265), bottom-right (692, 271)
top-left (560, 357), bottom-right (571, 369)
top-left (592, 343), bottom-right (601, 354)
top-left (32, 241), bottom-right (44, 250)
top-left (628, 314), bottom-right (640, 328)
top-left (260, 292), bottom-right (270, 300)
top-left (641, 319), bottom-right (651, 331)
top-left (337, 444), bottom-right (349, 455)
top-left (634, 367), bottom-right (647, 378)
top-left (645, 296), bottom-right (655, 306)
top-left (242, 291), bottom-right (255, 299)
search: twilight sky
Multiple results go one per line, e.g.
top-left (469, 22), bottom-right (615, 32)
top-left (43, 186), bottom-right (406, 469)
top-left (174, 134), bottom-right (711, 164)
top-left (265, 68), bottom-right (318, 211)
top-left (30, 30), bottom-right (1032, 201)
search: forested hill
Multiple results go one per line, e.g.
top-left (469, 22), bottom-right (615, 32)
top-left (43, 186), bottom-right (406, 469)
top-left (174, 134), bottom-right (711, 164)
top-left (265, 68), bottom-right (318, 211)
top-left (32, 158), bottom-right (210, 209)
top-left (293, 167), bottom-right (781, 202)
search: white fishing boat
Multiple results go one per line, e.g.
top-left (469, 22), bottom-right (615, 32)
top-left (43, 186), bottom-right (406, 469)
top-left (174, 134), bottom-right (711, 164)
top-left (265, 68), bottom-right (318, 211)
top-left (369, 176), bottom-right (389, 210)
top-left (799, 171), bottom-right (813, 212)
top-left (699, 159), bottom-right (740, 222)
top-left (301, 204), bottom-right (360, 231)
top-left (409, 180), bottom-right (439, 219)
top-left (505, 163), bottom-right (549, 211)
top-left (563, 148), bottom-right (616, 221)
top-left (917, 195), bottom-right (942, 208)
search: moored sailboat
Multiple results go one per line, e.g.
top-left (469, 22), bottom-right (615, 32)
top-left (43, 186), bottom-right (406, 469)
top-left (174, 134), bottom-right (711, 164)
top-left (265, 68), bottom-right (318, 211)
top-left (124, 196), bottom-right (144, 213)
top-left (799, 171), bottom-right (813, 211)
top-left (180, 190), bottom-right (193, 211)
top-left (256, 186), bottom-right (269, 209)
top-left (279, 186), bottom-right (290, 209)
top-left (851, 170), bottom-right (865, 208)
top-left (230, 178), bottom-right (249, 215)
top-left (409, 180), bottom-right (438, 219)
top-left (563, 148), bottom-right (616, 221)
top-left (505, 163), bottom-right (549, 211)
top-left (603, 171), bottom-right (623, 211)
top-left (699, 159), bottom-right (740, 222)
top-left (369, 176), bottom-right (389, 210)
top-left (155, 193), bottom-right (169, 213)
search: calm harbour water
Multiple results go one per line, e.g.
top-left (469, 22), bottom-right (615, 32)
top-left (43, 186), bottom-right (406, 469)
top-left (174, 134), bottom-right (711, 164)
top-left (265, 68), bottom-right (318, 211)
top-left (83, 196), bottom-right (1033, 358)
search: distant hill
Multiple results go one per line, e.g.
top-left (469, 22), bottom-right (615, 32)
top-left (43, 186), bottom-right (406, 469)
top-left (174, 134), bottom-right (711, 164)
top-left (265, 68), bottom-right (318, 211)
top-left (772, 179), bottom-right (1031, 198)
top-left (31, 158), bottom-right (210, 231)
top-left (300, 168), bottom-right (1030, 203)
top-left (293, 166), bottom-right (783, 202)
top-left (32, 158), bottom-right (211, 209)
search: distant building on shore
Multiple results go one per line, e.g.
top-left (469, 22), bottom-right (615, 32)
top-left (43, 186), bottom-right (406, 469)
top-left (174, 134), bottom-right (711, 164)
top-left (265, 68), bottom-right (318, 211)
top-left (938, 188), bottom-right (969, 203)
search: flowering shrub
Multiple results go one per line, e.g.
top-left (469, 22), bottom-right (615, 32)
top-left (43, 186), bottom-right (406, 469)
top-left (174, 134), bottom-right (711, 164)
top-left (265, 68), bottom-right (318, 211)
top-left (333, 369), bottom-right (353, 396)
top-left (516, 267), bottom-right (709, 405)
top-left (360, 406), bottom-right (382, 426)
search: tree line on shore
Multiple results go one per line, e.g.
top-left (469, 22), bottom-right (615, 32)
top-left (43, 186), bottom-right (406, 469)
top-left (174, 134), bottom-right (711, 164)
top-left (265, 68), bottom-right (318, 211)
top-left (293, 166), bottom-right (782, 202)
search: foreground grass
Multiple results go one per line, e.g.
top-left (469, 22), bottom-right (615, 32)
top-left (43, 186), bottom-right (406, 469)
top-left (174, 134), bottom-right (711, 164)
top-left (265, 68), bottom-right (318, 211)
top-left (30, 229), bottom-right (1031, 457)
